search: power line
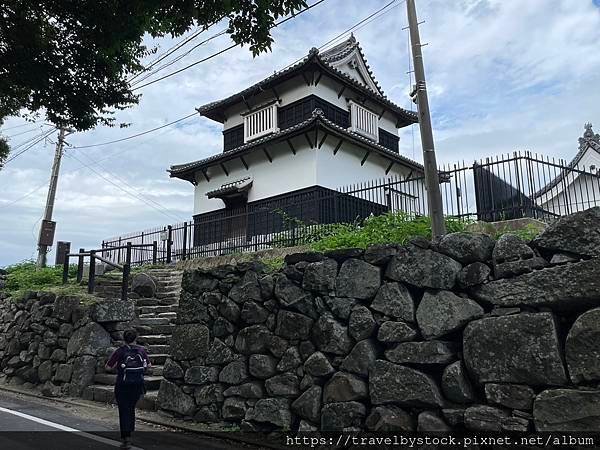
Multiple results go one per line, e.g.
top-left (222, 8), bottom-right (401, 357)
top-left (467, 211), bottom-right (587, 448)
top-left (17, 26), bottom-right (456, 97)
top-left (132, 0), bottom-right (328, 91)
top-left (3, 129), bottom-right (56, 165)
top-left (128, 26), bottom-right (210, 84)
top-left (0, 182), bottom-right (48, 210)
top-left (0, 121), bottom-right (41, 132)
top-left (130, 28), bottom-right (229, 87)
top-left (281, 0), bottom-right (401, 71)
top-left (64, 152), bottom-right (185, 222)
top-left (72, 149), bottom-right (186, 222)
top-left (69, 112), bottom-right (197, 149)
top-left (5, 125), bottom-right (50, 139)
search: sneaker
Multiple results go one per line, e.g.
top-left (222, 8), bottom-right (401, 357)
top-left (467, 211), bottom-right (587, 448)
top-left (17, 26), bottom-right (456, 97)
top-left (120, 438), bottom-right (132, 449)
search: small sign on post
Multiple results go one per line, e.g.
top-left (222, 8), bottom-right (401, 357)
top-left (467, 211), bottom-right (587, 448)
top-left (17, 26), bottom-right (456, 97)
top-left (38, 220), bottom-right (56, 247)
top-left (55, 241), bottom-right (71, 266)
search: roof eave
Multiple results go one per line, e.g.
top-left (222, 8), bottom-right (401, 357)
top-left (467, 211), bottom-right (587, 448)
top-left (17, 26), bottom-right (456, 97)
top-left (169, 112), bottom-right (423, 180)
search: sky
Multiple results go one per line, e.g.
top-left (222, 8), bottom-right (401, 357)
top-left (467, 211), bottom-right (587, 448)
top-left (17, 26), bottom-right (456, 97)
top-left (1, 0), bottom-right (600, 267)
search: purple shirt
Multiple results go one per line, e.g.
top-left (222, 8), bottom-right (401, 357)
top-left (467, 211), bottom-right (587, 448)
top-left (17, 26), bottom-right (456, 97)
top-left (107, 345), bottom-right (150, 385)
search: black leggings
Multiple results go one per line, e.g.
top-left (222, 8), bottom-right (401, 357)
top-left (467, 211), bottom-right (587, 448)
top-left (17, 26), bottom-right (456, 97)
top-left (114, 384), bottom-right (143, 438)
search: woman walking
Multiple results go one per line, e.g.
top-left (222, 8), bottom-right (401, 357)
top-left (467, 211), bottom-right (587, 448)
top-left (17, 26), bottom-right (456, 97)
top-left (105, 328), bottom-right (150, 449)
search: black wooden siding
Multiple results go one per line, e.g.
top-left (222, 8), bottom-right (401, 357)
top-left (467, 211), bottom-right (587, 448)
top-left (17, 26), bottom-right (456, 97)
top-left (378, 128), bottom-right (400, 153)
top-left (193, 185), bottom-right (388, 246)
top-left (223, 124), bottom-right (244, 152)
top-left (222, 95), bottom-right (400, 153)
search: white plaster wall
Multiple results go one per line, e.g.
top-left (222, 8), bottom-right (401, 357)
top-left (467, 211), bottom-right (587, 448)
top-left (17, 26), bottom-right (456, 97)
top-left (536, 149), bottom-right (600, 213)
top-left (221, 73), bottom-right (401, 137)
top-left (316, 137), bottom-right (425, 213)
top-left (223, 77), bottom-right (314, 131)
top-left (193, 136), bottom-right (317, 215)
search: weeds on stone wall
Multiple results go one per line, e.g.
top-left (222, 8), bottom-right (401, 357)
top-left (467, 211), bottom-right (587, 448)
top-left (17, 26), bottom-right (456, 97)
top-left (310, 213), bottom-right (469, 251)
top-left (2, 261), bottom-right (78, 299)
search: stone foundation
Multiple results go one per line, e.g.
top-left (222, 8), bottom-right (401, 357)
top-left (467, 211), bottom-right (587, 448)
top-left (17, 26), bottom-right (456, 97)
top-left (158, 207), bottom-right (600, 432)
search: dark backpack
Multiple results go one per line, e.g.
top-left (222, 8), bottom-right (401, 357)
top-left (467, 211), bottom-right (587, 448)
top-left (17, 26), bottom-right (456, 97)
top-left (120, 345), bottom-right (146, 385)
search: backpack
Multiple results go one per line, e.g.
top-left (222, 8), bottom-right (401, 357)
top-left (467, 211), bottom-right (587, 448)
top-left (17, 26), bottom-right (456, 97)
top-left (120, 345), bottom-right (147, 385)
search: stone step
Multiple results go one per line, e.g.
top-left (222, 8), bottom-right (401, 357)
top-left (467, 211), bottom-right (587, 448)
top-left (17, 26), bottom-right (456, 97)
top-left (155, 290), bottom-right (181, 299)
top-left (134, 324), bottom-right (176, 335)
top-left (137, 335), bottom-right (171, 345)
top-left (147, 344), bottom-right (170, 354)
top-left (157, 297), bottom-right (179, 306)
top-left (93, 374), bottom-right (162, 390)
top-left (136, 305), bottom-right (178, 315)
top-left (149, 354), bottom-right (169, 365)
top-left (149, 365), bottom-right (163, 377)
top-left (139, 312), bottom-right (177, 320)
top-left (83, 385), bottom-right (158, 411)
top-left (138, 317), bottom-right (171, 326)
top-left (137, 299), bottom-right (160, 306)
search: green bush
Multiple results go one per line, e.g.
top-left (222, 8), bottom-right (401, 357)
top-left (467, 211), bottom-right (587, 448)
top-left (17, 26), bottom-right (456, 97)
top-left (3, 261), bottom-right (77, 296)
top-left (310, 212), bottom-right (469, 252)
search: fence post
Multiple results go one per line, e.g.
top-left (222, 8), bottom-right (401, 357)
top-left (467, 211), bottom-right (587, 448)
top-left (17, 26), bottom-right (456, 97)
top-left (62, 253), bottom-right (70, 284)
top-left (118, 237), bottom-right (122, 263)
top-left (88, 250), bottom-right (96, 294)
top-left (76, 248), bottom-right (85, 283)
top-left (182, 222), bottom-right (188, 261)
top-left (166, 225), bottom-right (173, 263)
top-left (152, 241), bottom-right (158, 265)
top-left (122, 242), bottom-right (132, 302)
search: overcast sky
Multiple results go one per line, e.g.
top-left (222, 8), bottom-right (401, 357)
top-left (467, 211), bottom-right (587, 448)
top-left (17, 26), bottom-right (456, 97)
top-left (1, 0), bottom-right (599, 267)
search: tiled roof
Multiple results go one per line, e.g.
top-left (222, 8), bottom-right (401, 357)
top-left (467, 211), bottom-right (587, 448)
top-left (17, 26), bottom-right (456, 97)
top-left (196, 37), bottom-right (416, 125)
top-left (320, 34), bottom-right (384, 96)
top-left (170, 109), bottom-right (423, 182)
top-left (535, 123), bottom-right (600, 198)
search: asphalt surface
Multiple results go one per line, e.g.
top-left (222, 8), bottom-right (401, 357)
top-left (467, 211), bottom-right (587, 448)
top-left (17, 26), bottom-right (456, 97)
top-left (0, 390), bottom-right (262, 450)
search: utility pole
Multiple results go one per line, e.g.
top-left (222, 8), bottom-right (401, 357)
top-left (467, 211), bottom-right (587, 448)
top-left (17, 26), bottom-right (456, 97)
top-left (406, 0), bottom-right (446, 237)
top-left (36, 127), bottom-right (67, 268)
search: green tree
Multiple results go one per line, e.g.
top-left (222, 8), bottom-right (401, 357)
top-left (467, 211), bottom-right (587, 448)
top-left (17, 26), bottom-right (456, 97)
top-left (0, 0), bottom-right (307, 131)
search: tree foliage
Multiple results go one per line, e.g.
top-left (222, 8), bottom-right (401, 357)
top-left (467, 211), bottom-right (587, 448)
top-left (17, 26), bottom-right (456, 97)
top-left (0, 0), bottom-right (307, 131)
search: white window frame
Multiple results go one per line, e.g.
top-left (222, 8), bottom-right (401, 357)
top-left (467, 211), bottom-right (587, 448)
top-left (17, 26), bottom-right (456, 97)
top-left (348, 100), bottom-right (379, 142)
top-left (243, 103), bottom-right (279, 143)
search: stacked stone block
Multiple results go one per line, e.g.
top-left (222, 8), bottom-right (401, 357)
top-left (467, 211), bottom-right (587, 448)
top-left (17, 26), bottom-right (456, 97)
top-left (158, 207), bottom-right (600, 432)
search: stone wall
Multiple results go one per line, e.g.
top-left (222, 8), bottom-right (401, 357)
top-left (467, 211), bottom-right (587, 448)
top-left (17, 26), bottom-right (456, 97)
top-left (0, 291), bottom-right (134, 398)
top-left (154, 207), bottom-right (599, 431)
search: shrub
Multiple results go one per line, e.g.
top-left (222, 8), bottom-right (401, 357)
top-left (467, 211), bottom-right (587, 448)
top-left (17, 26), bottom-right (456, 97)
top-left (310, 212), bottom-right (469, 251)
top-left (3, 260), bottom-right (77, 296)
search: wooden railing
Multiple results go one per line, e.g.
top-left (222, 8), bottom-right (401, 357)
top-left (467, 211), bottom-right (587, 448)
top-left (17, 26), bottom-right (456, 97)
top-left (62, 242), bottom-right (158, 301)
top-left (349, 100), bottom-right (379, 142)
top-left (243, 103), bottom-right (278, 142)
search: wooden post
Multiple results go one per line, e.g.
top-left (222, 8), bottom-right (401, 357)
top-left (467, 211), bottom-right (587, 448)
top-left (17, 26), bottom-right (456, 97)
top-left (152, 241), bottom-right (158, 265)
top-left (62, 253), bottom-right (70, 284)
top-left (88, 250), bottom-right (96, 294)
top-left (76, 248), bottom-right (85, 283)
top-left (182, 222), bottom-right (188, 261)
top-left (122, 242), bottom-right (132, 302)
top-left (166, 225), bottom-right (173, 263)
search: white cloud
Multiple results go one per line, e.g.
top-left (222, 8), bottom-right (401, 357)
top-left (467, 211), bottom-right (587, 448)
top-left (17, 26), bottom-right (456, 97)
top-left (1, 0), bottom-right (600, 265)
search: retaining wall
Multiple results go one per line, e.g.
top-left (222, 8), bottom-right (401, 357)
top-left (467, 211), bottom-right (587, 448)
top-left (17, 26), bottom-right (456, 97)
top-left (157, 207), bottom-right (600, 432)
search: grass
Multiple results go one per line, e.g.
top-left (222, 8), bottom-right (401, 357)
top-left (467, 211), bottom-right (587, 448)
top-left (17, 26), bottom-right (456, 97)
top-left (309, 212), bottom-right (469, 252)
top-left (1, 260), bottom-right (90, 301)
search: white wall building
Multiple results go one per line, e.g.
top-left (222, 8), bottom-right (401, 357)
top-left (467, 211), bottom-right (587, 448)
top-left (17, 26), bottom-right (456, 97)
top-left (169, 36), bottom-right (425, 244)
top-left (535, 123), bottom-right (600, 214)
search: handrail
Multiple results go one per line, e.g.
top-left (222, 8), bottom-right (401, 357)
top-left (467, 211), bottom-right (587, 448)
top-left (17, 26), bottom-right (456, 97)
top-left (94, 253), bottom-right (123, 271)
top-left (62, 240), bottom-right (154, 301)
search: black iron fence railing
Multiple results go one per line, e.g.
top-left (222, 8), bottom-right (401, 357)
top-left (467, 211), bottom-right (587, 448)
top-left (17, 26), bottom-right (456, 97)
top-left (100, 152), bottom-right (600, 266)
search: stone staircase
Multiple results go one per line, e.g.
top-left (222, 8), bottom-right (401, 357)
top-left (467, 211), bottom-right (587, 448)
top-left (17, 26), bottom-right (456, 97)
top-left (83, 268), bottom-right (183, 410)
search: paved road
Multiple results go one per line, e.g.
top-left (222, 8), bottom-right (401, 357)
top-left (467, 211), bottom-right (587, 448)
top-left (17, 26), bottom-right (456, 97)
top-left (0, 390), bottom-right (262, 450)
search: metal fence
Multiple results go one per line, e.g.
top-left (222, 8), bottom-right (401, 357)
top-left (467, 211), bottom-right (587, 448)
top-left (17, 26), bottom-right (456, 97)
top-left (101, 151), bottom-right (600, 265)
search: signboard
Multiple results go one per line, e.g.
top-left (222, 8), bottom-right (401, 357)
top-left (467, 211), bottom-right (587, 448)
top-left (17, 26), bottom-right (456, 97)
top-left (55, 241), bottom-right (71, 266)
top-left (38, 220), bottom-right (56, 247)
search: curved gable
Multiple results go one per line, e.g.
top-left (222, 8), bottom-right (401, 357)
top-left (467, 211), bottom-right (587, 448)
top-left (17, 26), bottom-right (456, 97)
top-left (319, 35), bottom-right (384, 95)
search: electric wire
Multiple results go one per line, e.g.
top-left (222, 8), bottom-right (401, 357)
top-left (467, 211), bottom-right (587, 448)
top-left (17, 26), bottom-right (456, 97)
top-left (131, 0), bottom-right (328, 91)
